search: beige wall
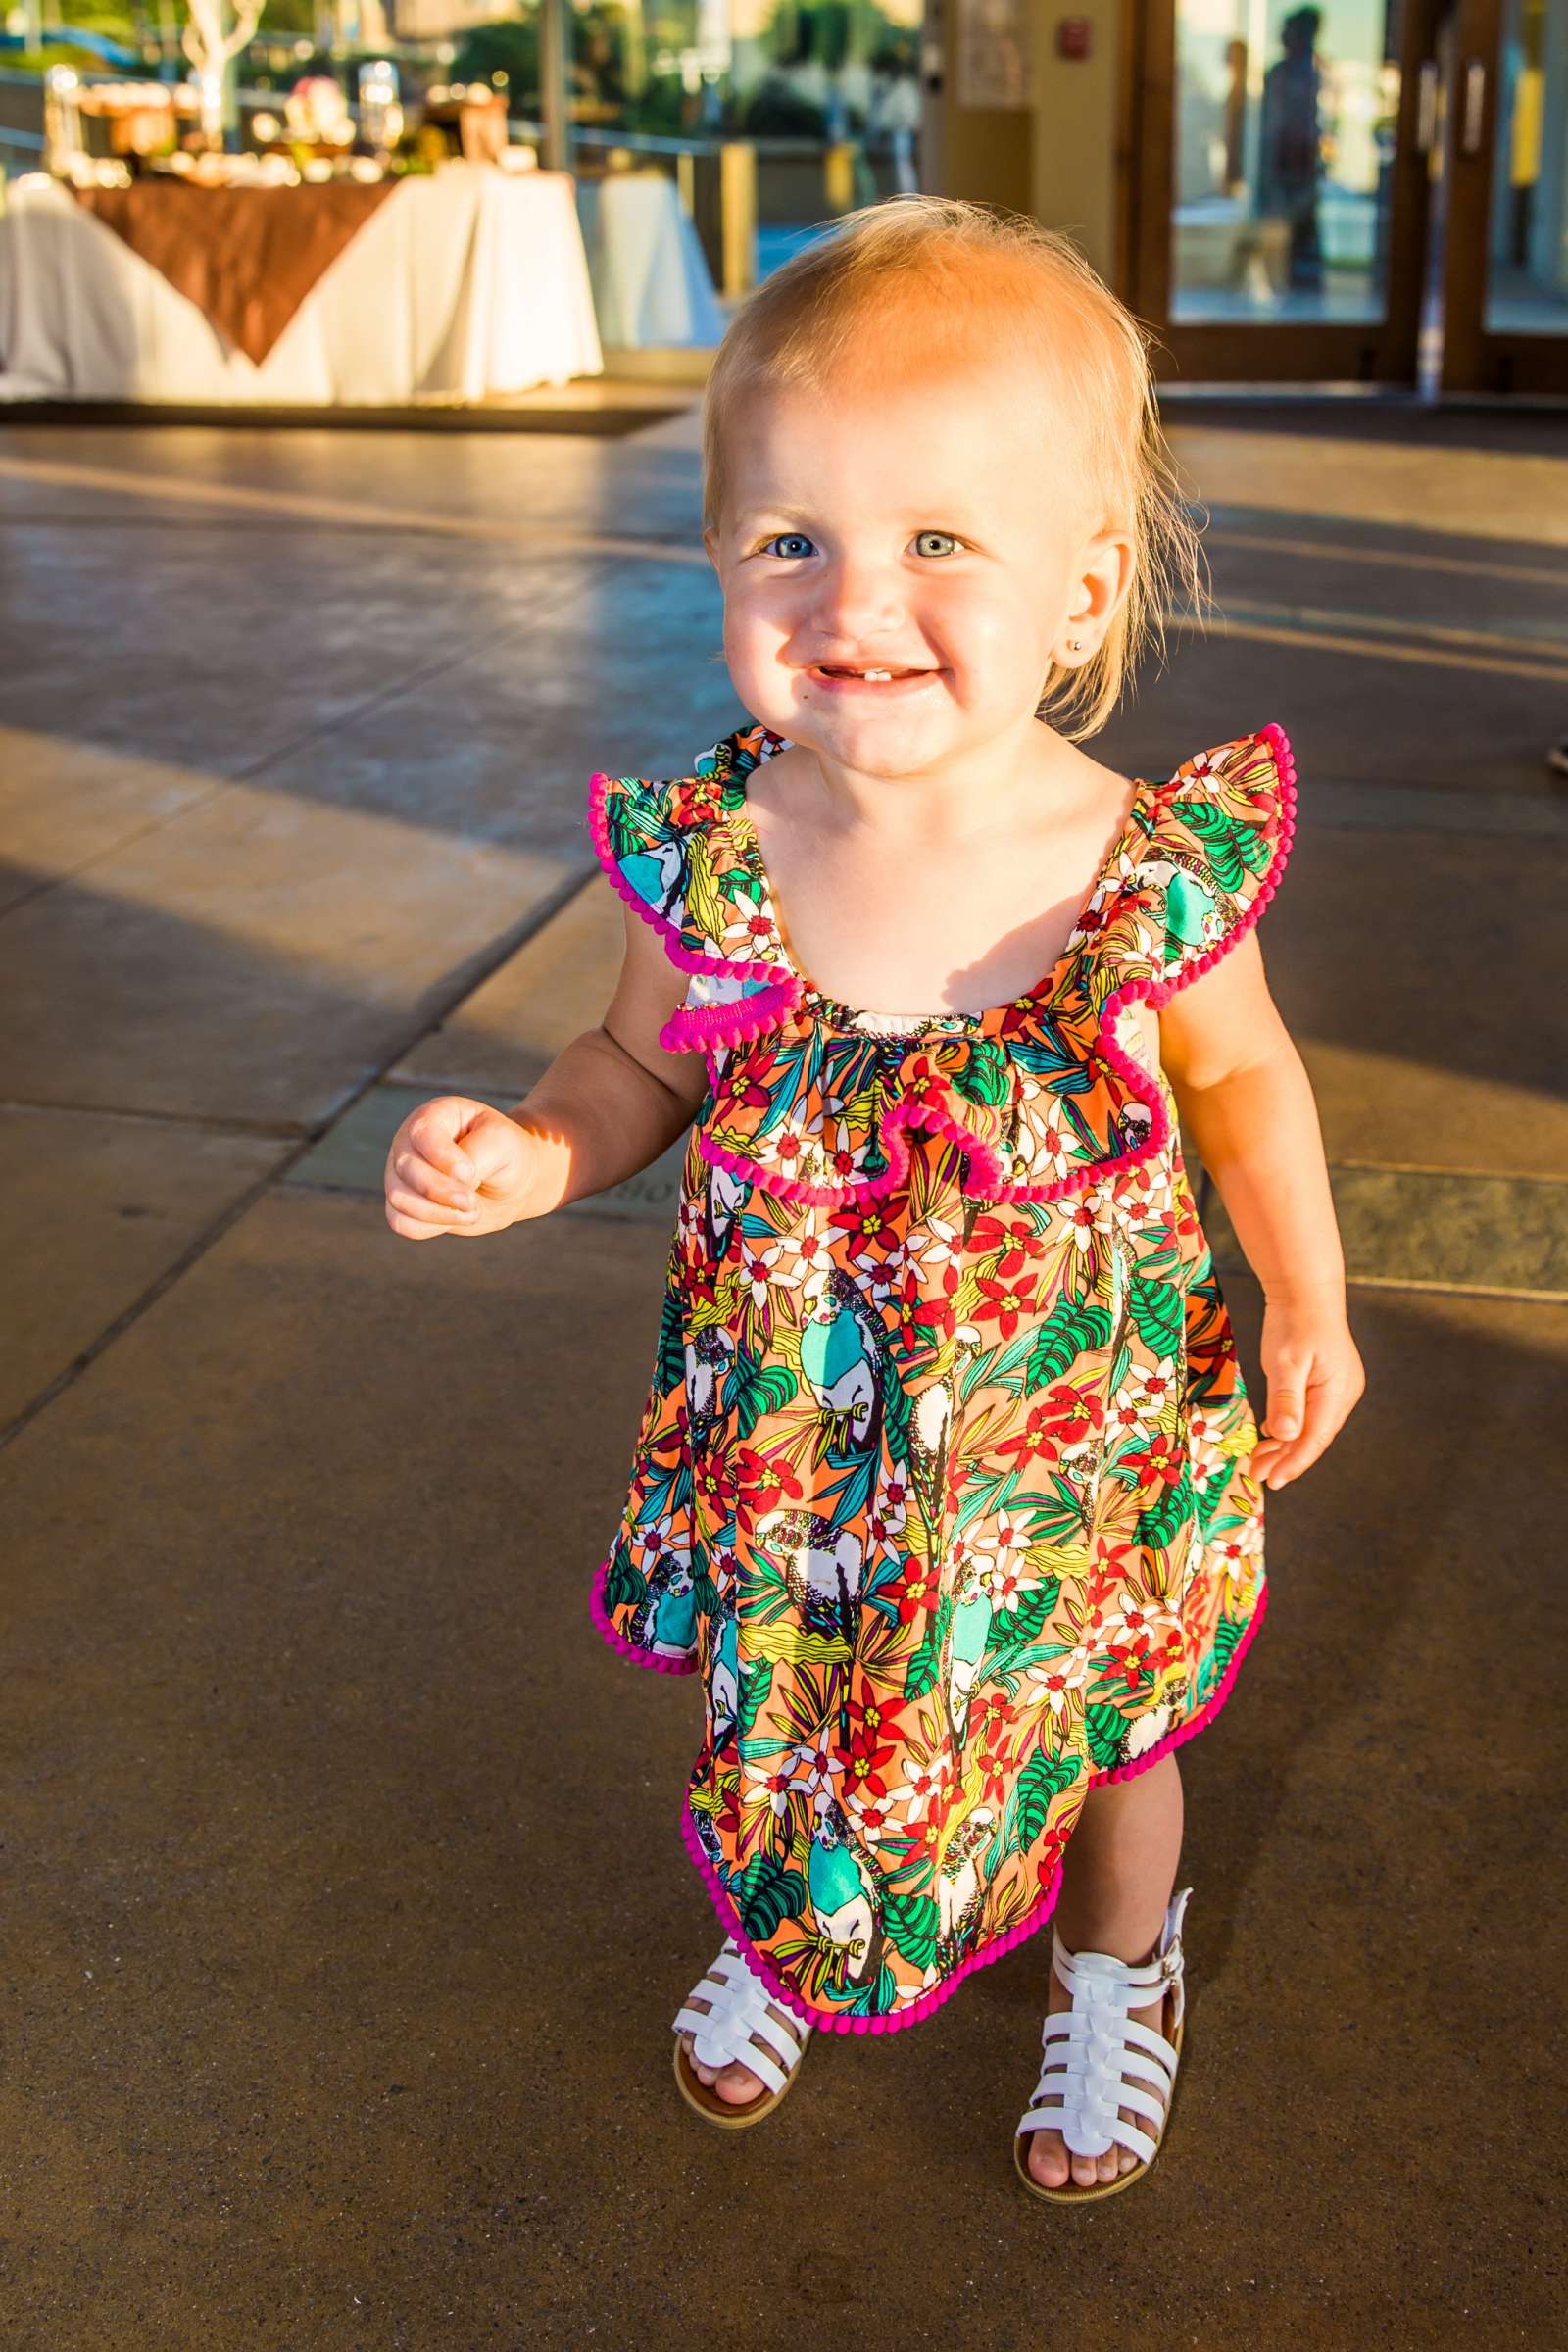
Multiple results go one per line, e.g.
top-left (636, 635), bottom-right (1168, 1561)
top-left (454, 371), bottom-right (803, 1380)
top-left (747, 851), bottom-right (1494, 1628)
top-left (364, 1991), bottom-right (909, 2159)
top-left (927, 0), bottom-right (1126, 289)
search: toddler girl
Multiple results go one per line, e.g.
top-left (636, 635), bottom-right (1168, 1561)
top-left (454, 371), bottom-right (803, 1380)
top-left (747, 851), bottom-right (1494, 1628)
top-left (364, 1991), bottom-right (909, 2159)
top-left (383, 196), bottom-right (1364, 2202)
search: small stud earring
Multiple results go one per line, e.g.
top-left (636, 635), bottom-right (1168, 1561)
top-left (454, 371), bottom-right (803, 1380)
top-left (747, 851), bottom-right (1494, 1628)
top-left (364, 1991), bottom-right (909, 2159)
top-left (1067, 637), bottom-right (1085, 653)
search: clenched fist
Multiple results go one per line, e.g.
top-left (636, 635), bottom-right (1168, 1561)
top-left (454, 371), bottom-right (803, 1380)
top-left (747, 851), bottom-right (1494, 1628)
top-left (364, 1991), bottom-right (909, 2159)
top-left (383, 1096), bottom-right (540, 1241)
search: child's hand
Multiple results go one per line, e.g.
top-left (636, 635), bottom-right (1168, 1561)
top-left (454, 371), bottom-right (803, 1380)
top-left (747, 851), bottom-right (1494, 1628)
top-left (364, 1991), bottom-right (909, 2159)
top-left (383, 1096), bottom-right (539, 1242)
top-left (1250, 1292), bottom-right (1366, 1491)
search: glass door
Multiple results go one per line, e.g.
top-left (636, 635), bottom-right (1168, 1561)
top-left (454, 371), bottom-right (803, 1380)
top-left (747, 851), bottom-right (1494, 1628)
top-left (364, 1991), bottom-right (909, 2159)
top-left (1126, 0), bottom-right (1568, 391)
top-left (1438, 0), bottom-right (1568, 391)
top-left (1127, 0), bottom-right (1442, 381)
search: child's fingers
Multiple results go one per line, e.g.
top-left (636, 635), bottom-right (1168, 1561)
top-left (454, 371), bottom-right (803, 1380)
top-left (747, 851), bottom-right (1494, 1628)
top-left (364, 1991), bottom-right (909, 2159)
top-left (1254, 1375), bottom-right (1353, 1489)
top-left (385, 1176), bottom-right (474, 1232)
top-left (409, 1100), bottom-right (479, 1188)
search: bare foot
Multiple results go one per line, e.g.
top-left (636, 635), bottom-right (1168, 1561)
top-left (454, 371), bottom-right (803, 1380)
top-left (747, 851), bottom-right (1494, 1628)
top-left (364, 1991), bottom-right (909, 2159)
top-left (1022, 1935), bottom-right (1174, 2189)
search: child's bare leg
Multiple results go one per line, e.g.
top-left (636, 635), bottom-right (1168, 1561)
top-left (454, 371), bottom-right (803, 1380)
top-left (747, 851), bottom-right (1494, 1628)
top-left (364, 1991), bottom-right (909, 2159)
top-left (1023, 1751), bottom-right (1185, 2190)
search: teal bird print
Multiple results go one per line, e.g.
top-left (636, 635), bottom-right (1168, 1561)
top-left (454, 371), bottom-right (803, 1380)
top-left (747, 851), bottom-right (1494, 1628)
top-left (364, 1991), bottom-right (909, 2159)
top-left (710, 1606), bottom-right (739, 1741)
top-left (632, 1555), bottom-right (698, 1663)
top-left (684, 1324), bottom-right (735, 1447)
top-left (945, 1582), bottom-right (995, 1747)
top-left (755, 1508), bottom-right (865, 1647)
top-left (621, 833), bottom-right (688, 926)
top-left (906, 1376), bottom-right (954, 1549)
top-left (800, 1270), bottom-right (884, 1452)
top-left (807, 1817), bottom-right (884, 1989)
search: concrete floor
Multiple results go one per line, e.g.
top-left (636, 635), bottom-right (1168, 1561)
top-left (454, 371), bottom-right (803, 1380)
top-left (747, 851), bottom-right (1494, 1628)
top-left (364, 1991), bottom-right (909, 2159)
top-left (3, 397), bottom-right (1567, 2349)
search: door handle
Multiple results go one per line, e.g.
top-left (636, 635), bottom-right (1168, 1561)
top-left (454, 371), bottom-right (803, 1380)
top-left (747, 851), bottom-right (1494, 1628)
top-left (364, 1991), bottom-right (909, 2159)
top-left (1460, 58), bottom-right (1487, 156)
top-left (1415, 59), bottom-right (1439, 153)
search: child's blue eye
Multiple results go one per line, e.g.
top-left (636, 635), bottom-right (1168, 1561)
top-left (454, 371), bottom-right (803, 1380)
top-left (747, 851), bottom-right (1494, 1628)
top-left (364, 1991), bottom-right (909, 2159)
top-left (759, 530), bottom-right (962, 560)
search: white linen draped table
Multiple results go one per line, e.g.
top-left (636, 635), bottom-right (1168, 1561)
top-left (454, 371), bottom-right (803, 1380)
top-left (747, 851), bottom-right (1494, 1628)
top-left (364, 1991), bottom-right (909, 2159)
top-left (0, 163), bottom-right (606, 404)
top-left (573, 170), bottom-right (727, 348)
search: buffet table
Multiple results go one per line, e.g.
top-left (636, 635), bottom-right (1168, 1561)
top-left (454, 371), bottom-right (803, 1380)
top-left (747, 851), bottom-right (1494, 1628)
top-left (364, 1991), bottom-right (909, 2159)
top-left (0, 162), bottom-right (606, 404)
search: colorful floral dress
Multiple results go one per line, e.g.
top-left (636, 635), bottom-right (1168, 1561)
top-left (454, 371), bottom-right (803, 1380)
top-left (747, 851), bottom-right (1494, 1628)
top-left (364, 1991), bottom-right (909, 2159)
top-left (586, 718), bottom-right (1297, 2039)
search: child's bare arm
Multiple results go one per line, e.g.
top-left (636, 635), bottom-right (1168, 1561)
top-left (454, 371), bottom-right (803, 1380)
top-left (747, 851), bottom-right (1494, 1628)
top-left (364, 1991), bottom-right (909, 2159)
top-left (383, 892), bottom-right (707, 1239)
top-left (1157, 930), bottom-right (1365, 1488)
top-left (503, 897), bottom-right (710, 1215)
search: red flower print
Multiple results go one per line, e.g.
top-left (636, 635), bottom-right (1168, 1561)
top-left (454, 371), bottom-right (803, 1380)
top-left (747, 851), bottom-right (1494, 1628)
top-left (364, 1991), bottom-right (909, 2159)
top-left (830, 1199), bottom-right (898, 1250)
top-left (1122, 1430), bottom-right (1187, 1489)
top-left (996, 1383), bottom-right (1103, 1461)
top-left (674, 775), bottom-right (727, 825)
top-left (649, 1404), bottom-right (690, 1462)
top-left (1108, 1636), bottom-right (1153, 1692)
top-left (970, 1210), bottom-right (1035, 1274)
top-left (893, 1555), bottom-right (941, 1624)
top-left (975, 1266), bottom-right (1040, 1340)
top-left (729, 1443), bottom-right (804, 1535)
top-left (912, 1261), bottom-right (961, 1341)
top-left (846, 1683), bottom-right (913, 1757)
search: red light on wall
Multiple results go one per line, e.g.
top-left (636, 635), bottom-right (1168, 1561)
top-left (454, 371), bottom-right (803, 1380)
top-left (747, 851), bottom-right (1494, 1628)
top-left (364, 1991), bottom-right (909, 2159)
top-left (1056, 16), bottom-right (1093, 58)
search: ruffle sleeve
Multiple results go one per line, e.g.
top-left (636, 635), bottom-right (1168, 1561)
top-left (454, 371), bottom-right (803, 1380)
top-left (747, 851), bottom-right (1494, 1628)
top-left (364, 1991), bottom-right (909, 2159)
top-left (587, 755), bottom-right (805, 1049)
top-left (588, 723), bottom-right (1296, 1207)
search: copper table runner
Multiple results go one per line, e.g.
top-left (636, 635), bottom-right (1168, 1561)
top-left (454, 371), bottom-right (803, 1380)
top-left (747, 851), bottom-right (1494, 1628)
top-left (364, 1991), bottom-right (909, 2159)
top-left (73, 178), bottom-right (399, 367)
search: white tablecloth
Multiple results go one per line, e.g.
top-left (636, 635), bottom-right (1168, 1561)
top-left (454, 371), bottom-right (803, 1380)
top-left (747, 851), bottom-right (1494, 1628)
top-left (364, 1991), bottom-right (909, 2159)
top-left (0, 163), bottom-right (606, 404)
top-left (574, 172), bottom-right (726, 349)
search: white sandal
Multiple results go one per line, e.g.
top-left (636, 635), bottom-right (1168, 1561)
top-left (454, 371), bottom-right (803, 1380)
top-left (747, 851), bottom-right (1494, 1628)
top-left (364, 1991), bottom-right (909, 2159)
top-left (1014, 1885), bottom-right (1192, 2201)
top-left (672, 1936), bottom-right (816, 2128)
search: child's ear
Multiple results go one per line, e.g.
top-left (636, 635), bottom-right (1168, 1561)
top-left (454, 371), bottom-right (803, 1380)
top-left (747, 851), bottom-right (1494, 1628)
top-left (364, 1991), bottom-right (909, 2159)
top-left (703, 527), bottom-right (721, 571)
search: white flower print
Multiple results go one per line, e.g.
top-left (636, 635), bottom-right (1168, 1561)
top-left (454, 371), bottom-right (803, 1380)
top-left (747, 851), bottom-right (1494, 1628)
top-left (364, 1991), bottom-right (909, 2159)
top-left (737, 1233), bottom-right (787, 1309)
top-left (1021, 1642), bottom-right (1094, 1721)
top-left (970, 1509), bottom-right (1029, 1602)
top-left (789, 1735), bottom-right (846, 1819)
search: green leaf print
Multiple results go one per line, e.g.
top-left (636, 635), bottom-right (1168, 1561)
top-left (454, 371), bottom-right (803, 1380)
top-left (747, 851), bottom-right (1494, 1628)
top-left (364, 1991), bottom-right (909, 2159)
top-left (1181, 792), bottom-right (1272, 891)
top-left (734, 1851), bottom-right (807, 1940)
top-left (690, 1570), bottom-right (720, 1620)
top-left (984, 1573), bottom-right (1063, 1664)
top-left (1208, 1612), bottom-right (1243, 1688)
top-left (1003, 1745), bottom-right (1080, 1857)
top-left (1129, 1269), bottom-right (1185, 1366)
top-left (1022, 1298), bottom-right (1113, 1394)
top-left (944, 1036), bottom-right (1011, 1108)
top-left (882, 1348), bottom-right (914, 1463)
top-left (883, 1891), bottom-right (942, 1970)
top-left (1085, 1702), bottom-right (1130, 1770)
top-left (604, 1541), bottom-right (645, 1613)
top-left (656, 1286), bottom-right (685, 1396)
top-left (733, 1363), bottom-right (798, 1441)
top-left (1136, 1468), bottom-right (1196, 1553)
top-left (737, 1659), bottom-right (772, 1739)
top-left (906, 1590), bottom-right (955, 1700)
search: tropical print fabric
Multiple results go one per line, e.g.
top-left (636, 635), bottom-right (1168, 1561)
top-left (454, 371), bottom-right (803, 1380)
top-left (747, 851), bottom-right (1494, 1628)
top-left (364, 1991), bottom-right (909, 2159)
top-left (586, 719), bottom-right (1297, 2037)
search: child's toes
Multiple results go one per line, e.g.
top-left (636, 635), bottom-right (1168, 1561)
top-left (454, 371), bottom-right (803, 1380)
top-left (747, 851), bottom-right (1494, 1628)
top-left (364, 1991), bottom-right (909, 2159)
top-left (712, 2060), bottom-right (764, 2103)
top-left (1025, 2131), bottom-right (1070, 2188)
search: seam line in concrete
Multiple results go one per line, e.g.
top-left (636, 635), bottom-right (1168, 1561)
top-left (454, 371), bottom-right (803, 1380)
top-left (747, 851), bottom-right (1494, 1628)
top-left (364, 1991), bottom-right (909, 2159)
top-left (0, 858), bottom-right (599, 1458)
top-left (0, 601), bottom-right (576, 927)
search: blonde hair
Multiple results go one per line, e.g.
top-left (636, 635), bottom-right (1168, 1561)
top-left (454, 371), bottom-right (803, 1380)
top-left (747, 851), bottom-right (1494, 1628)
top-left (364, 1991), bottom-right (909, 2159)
top-left (701, 195), bottom-right (1207, 740)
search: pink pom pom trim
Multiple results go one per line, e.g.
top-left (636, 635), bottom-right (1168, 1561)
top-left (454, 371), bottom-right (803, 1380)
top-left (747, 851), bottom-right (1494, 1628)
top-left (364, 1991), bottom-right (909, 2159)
top-left (587, 769), bottom-right (803, 1047)
top-left (589, 727), bottom-right (1297, 1209)
top-left (666, 1579), bottom-right (1270, 2036)
top-left (587, 1551), bottom-right (700, 1675)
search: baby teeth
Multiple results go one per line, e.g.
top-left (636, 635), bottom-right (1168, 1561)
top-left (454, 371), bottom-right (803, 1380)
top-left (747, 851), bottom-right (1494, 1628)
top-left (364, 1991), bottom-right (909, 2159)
top-left (863, 669), bottom-right (893, 680)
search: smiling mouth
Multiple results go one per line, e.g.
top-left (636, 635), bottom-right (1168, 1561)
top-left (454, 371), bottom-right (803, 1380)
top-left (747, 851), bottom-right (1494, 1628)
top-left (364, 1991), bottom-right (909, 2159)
top-left (808, 664), bottom-right (938, 685)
